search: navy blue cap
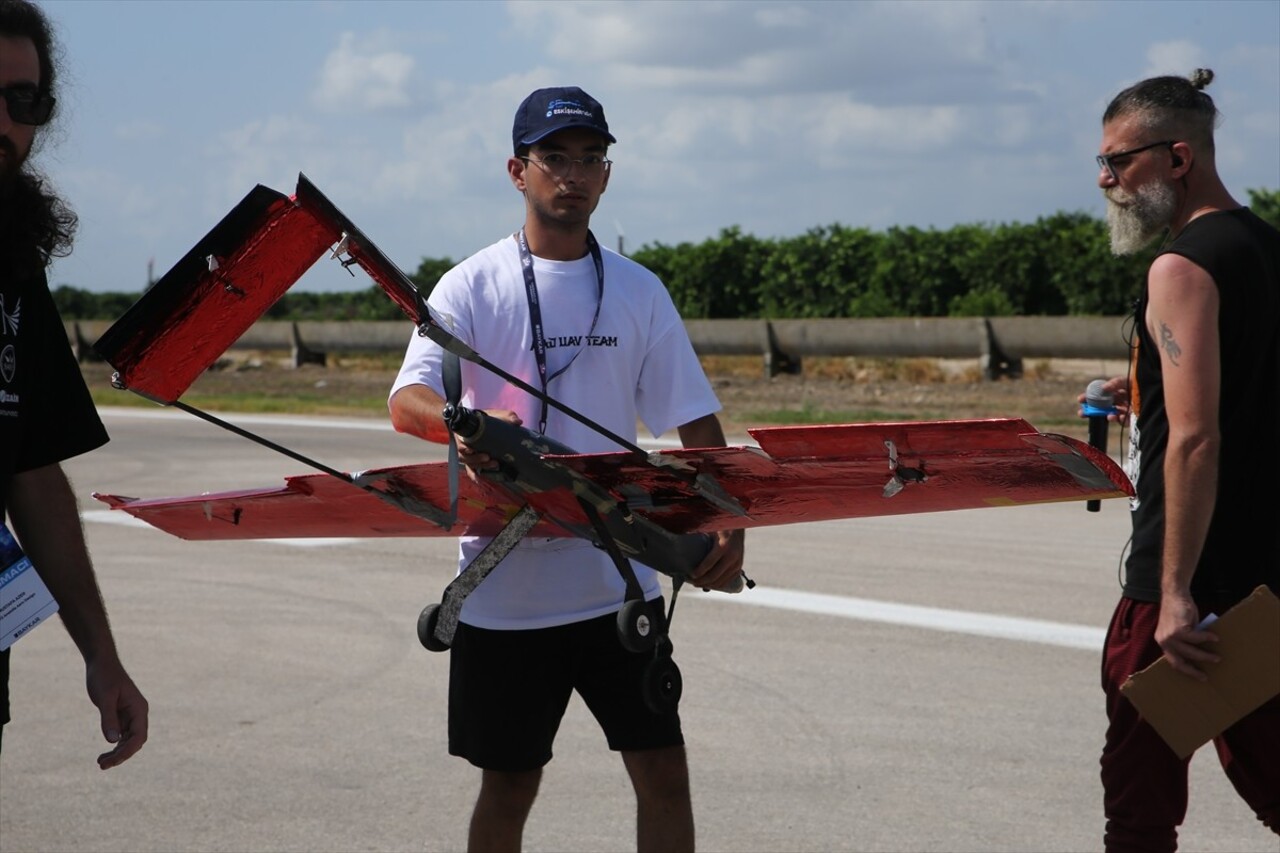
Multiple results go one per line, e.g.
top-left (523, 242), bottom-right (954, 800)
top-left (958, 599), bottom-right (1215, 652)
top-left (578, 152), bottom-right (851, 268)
top-left (512, 86), bottom-right (616, 153)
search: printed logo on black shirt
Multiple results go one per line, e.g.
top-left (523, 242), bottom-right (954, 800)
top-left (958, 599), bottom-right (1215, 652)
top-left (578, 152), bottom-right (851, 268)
top-left (0, 295), bottom-right (19, 337)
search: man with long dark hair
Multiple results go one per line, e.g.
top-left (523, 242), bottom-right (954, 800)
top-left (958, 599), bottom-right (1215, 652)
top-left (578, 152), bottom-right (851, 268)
top-left (0, 0), bottom-right (148, 769)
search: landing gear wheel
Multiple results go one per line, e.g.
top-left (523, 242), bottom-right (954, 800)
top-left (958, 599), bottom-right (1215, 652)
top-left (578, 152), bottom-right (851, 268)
top-left (417, 603), bottom-right (450, 652)
top-left (642, 656), bottom-right (683, 715)
top-left (617, 599), bottom-right (658, 652)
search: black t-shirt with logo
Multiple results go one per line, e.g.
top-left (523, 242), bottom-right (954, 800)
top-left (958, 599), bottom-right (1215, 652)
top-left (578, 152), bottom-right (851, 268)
top-left (0, 268), bottom-right (109, 728)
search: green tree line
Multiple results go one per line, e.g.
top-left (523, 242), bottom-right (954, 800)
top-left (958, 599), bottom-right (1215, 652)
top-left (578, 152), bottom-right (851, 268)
top-left (55, 189), bottom-right (1280, 321)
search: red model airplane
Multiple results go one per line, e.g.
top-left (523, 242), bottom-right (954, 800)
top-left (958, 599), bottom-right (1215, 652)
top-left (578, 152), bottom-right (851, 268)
top-left (90, 175), bottom-right (1133, 712)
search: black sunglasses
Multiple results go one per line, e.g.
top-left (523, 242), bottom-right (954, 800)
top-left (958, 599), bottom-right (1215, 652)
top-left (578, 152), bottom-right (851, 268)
top-left (1, 85), bottom-right (55, 126)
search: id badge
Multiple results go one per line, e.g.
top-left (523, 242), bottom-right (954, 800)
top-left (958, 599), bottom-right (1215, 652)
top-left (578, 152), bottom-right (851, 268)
top-left (0, 523), bottom-right (59, 650)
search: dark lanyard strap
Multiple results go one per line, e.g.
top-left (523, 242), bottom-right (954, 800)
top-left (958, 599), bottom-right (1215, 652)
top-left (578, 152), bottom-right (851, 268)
top-left (515, 228), bottom-right (605, 434)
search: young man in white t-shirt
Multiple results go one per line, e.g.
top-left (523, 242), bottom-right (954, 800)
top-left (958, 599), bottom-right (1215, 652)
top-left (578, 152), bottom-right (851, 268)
top-left (389, 86), bottom-right (744, 851)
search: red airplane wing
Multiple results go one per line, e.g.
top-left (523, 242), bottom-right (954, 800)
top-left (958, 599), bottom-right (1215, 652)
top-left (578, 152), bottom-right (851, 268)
top-left (93, 418), bottom-right (1131, 541)
top-left (92, 462), bottom-right (585, 541)
top-left (552, 418), bottom-right (1131, 534)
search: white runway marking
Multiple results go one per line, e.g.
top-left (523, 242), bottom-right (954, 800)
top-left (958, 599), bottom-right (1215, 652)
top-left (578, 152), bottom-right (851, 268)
top-left (98, 406), bottom-right (396, 432)
top-left (81, 510), bottom-right (359, 548)
top-left (84, 509), bottom-right (1102, 649)
top-left (710, 586), bottom-right (1104, 651)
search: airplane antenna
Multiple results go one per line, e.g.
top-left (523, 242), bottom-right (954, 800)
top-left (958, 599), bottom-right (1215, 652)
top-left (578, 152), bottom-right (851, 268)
top-left (169, 400), bottom-right (454, 529)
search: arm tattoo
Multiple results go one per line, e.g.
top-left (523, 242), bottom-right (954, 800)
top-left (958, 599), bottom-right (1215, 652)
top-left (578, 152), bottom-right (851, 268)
top-left (1158, 321), bottom-right (1182, 367)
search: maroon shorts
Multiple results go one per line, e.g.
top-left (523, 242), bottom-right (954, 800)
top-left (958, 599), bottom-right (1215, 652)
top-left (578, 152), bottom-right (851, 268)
top-left (1100, 596), bottom-right (1280, 852)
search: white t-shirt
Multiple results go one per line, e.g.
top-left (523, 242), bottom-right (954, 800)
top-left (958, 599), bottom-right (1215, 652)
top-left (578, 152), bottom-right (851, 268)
top-left (391, 234), bottom-right (720, 629)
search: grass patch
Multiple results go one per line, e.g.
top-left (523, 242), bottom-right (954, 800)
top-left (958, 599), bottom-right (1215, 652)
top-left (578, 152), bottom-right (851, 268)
top-left (90, 388), bottom-right (156, 410)
top-left (90, 387), bottom-right (388, 417)
top-left (746, 406), bottom-right (1086, 428)
top-left (745, 403), bottom-right (952, 425)
top-left (1013, 413), bottom-right (1086, 429)
top-left (180, 394), bottom-right (388, 416)
top-left (701, 355), bottom-right (975, 383)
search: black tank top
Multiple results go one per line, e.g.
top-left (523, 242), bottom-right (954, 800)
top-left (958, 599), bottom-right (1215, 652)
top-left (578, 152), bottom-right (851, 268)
top-left (1125, 208), bottom-right (1280, 602)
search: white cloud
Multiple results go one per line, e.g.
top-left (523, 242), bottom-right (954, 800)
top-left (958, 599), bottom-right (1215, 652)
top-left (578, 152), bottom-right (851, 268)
top-left (42, 0), bottom-right (1279, 294)
top-left (508, 0), bottom-right (1019, 105)
top-left (808, 98), bottom-right (964, 154)
top-left (752, 3), bottom-right (818, 30)
top-left (113, 120), bottom-right (166, 142)
top-left (1142, 40), bottom-right (1204, 79)
top-left (211, 115), bottom-right (333, 212)
top-left (312, 32), bottom-right (415, 112)
top-left (62, 167), bottom-right (169, 241)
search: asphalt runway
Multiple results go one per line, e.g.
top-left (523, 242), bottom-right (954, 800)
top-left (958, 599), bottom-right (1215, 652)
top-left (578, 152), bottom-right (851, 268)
top-left (1, 409), bottom-right (1273, 852)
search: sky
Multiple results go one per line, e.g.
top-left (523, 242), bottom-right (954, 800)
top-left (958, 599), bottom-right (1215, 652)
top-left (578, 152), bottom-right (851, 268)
top-left (30, 0), bottom-right (1280, 294)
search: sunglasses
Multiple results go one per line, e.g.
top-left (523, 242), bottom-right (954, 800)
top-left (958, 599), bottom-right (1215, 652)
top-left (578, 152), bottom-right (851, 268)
top-left (1, 85), bottom-right (55, 126)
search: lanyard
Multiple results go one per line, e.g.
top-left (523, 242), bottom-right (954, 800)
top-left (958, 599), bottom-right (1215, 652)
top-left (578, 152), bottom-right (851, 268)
top-left (515, 228), bottom-right (605, 435)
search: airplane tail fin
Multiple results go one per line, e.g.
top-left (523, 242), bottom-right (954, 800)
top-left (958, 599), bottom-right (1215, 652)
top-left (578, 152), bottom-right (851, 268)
top-left (92, 174), bottom-right (428, 405)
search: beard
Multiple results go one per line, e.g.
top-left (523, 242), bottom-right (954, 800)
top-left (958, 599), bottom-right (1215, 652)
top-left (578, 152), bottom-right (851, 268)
top-left (1104, 178), bottom-right (1178, 255)
top-left (0, 133), bottom-right (25, 190)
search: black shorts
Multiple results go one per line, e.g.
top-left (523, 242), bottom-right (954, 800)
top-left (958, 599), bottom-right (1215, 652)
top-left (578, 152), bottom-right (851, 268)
top-left (447, 599), bottom-right (684, 771)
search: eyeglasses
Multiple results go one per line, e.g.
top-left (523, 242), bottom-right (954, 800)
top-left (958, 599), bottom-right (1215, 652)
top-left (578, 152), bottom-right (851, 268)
top-left (0, 85), bottom-right (55, 126)
top-left (1096, 140), bottom-right (1174, 182)
top-left (521, 152), bottom-right (611, 178)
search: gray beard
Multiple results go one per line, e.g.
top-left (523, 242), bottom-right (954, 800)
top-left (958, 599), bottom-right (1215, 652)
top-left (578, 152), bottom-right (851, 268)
top-left (1105, 179), bottom-right (1178, 255)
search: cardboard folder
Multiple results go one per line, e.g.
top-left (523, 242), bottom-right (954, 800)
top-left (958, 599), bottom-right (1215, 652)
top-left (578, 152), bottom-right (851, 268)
top-left (1120, 585), bottom-right (1280, 759)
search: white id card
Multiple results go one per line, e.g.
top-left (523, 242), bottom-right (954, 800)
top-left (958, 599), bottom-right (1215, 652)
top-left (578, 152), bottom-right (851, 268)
top-left (0, 524), bottom-right (59, 650)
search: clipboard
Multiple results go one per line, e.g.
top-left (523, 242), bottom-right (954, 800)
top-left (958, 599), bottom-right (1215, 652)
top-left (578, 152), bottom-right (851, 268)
top-left (1120, 585), bottom-right (1280, 758)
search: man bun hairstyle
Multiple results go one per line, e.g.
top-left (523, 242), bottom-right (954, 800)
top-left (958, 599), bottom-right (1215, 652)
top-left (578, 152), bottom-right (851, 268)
top-left (1187, 68), bottom-right (1214, 91)
top-left (1103, 68), bottom-right (1220, 154)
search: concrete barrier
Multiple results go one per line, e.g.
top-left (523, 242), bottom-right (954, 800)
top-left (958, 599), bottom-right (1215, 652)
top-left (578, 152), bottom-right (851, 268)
top-left (68, 319), bottom-right (418, 368)
top-left (685, 316), bottom-right (1128, 377)
top-left (69, 316), bottom-right (1130, 377)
